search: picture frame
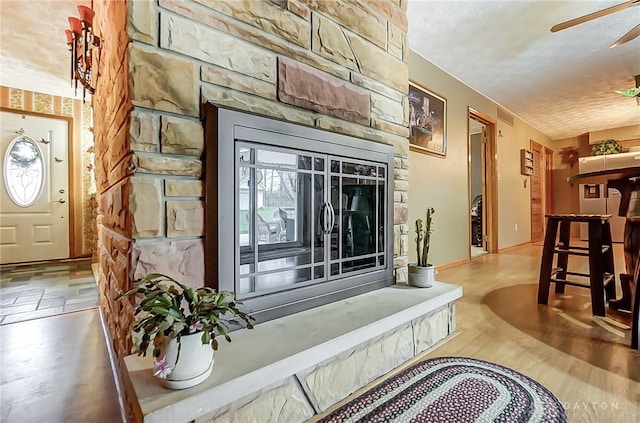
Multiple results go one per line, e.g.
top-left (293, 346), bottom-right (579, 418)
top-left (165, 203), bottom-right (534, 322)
top-left (408, 81), bottom-right (447, 157)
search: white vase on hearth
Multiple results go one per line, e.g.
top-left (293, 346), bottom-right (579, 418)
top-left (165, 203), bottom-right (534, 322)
top-left (158, 333), bottom-right (214, 390)
top-left (407, 264), bottom-right (436, 288)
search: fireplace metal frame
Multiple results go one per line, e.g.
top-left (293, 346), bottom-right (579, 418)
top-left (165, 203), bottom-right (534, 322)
top-left (205, 105), bottom-right (395, 323)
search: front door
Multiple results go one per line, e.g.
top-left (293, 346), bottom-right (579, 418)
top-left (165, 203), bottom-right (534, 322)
top-left (0, 110), bottom-right (70, 264)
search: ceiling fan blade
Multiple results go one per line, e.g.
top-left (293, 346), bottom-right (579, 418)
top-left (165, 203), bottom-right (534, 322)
top-left (550, 0), bottom-right (639, 32)
top-left (610, 23), bottom-right (640, 47)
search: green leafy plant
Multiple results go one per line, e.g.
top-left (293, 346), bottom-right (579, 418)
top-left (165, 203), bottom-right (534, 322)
top-left (117, 273), bottom-right (254, 359)
top-left (591, 139), bottom-right (623, 156)
top-left (415, 207), bottom-right (435, 267)
top-left (614, 88), bottom-right (640, 98)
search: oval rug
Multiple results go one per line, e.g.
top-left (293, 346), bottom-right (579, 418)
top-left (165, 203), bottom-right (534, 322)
top-left (318, 356), bottom-right (567, 423)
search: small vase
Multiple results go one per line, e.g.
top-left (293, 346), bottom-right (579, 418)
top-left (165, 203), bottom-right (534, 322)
top-left (408, 264), bottom-right (436, 288)
top-left (159, 332), bottom-right (214, 389)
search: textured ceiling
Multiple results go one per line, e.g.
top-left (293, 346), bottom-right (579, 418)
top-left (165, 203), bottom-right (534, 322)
top-left (1, 1), bottom-right (638, 140)
top-left (0, 0), bottom-right (90, 100)
top-left (408, 0), bottom-right (640, 140)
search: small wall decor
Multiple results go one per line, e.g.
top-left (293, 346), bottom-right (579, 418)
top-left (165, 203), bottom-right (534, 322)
top-left (559, 146), bottom-right (579, 167)
top-left (408, 81), bottom-right (447, 157)
top-left (520, 149), bottom-right (533, 175)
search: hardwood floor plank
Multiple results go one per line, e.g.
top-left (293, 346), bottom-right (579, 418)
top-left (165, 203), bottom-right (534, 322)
top-left (0, 309), bottom-right (122, 422)
top-left (431, 243), bottom-right (640, 422)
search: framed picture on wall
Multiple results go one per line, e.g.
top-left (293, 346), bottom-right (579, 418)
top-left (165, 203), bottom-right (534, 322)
top-left (408, 81), bottom-right (447, 157)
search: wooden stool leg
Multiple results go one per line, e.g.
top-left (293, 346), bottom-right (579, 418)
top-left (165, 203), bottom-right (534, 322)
top-left (588, 220), bottom-right (606, 317)
top-left (538, 218), bottom-right (559, 306)
top-left (601, 220), bottom-right (616, 301)
top-left (631, 252), bottom-right (639, 350)
top-left (554, 220), bottom-right (571, 294)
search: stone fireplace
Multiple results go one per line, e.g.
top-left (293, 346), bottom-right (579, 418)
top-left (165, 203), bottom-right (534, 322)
top-left (90, 2), bottom-right (462, 420)
top-left (93, 0), bottom-right (411, 361)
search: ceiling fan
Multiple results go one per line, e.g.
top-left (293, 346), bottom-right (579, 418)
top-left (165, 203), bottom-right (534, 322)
top-left (550, 0), bottom-right (640, 48)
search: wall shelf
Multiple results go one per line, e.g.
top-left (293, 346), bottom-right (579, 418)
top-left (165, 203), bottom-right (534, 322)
top-left (520, 149), bottom-right (534, 176)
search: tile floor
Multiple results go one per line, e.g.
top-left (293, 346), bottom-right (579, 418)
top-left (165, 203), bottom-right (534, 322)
top-left (0, 259), bottom-right (99, 325)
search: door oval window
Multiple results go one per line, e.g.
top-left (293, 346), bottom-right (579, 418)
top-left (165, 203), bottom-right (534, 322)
top-left (4, 135), bottom-right (44, 207)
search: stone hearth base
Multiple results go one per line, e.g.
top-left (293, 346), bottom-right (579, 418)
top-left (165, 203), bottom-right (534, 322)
top-left (123, 282), bottom-right (462, 423)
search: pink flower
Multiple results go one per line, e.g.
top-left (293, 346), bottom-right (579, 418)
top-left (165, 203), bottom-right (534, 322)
top-left (189, 322), bottom-right (204, 333)
top-left (153, 356), bottom-right (173, 379)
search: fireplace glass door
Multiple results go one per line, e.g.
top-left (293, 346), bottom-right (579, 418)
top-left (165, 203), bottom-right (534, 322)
top-left (211, 107), bottom-right (394, 322)
top-left (235, 144), bottom-right (387, 299)
top-left (237, 144), bottom-right (324, 296)
top-left (330, 159), bottom-right (386, 277)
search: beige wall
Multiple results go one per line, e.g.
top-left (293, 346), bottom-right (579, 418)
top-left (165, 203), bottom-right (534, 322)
top-left (550, 136), bottom-right (581, 215)
top-left (407, 50), bottom-right (554, 266)
top-left (589, 124), bottom-right (640, 144)
top-left (497, 113), bottom-right (554, 248)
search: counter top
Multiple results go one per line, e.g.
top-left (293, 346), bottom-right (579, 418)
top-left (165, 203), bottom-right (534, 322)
top-left (568, 166), bottom-right (640, 183)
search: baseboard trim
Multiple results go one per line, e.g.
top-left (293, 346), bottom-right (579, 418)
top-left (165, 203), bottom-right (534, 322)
top-left (498, 241), bottom-right (531, 253)
top-left (98, 306), bottom-right (128, 423)
top-left (93, 263), bottom-right (128, 423)
top-left (436, 257), bottom-right (471, 271)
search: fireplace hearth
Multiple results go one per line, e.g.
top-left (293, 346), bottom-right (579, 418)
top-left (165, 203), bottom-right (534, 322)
top-left (206, 106), bottom-right (395, 322)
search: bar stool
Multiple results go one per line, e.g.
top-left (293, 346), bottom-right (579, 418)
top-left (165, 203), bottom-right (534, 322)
top-left (537, 214), bottom-right (616, 317)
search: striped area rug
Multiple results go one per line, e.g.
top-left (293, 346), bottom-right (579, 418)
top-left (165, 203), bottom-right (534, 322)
top-left (318, 356), bottom-right (566, 423)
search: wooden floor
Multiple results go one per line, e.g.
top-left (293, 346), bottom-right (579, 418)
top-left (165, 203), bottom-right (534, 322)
top-left (0, 308), bottom-right (123, 423)
top-left (1, 243), bottom-right (638, 422)
top-left (314, 242), bottom-right (640, 422)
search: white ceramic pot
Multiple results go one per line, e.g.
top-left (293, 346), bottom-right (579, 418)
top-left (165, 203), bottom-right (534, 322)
top-left (408, 264), bottom-right (436, 288)
top-left (160, 332), bottom-right (214, 389)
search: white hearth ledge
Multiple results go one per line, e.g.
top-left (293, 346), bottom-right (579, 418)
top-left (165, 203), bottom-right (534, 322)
top-left (124, 281), bottom-right (463, 422)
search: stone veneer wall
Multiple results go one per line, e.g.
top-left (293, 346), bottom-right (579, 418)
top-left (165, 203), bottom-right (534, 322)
top-left (92, 0), bottom-right (135, 360)
top-left (0, 86), bottom-right (96, 257)
top-left (128, 0), bottom-right (411, 276)
top-left (92, 0), bottom-right (412, 360)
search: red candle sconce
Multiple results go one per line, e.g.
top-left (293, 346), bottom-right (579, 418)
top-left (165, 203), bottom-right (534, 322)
top-left (65, 5), bottom-right (100, 101)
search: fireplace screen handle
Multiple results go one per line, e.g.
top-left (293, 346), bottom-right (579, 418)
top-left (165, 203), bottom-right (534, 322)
top-left (320, 202), bottom-right (334, 234)
top-left (324, 202), bottom-right (332, 234)
top-left (327, 203), bottom-right (336, 233)
top-left (319, 202), bottom-right (327, 234)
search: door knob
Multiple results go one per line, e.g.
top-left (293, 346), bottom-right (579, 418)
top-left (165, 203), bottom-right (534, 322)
top-left (59, 189), bottom-right (65, 194)
top-left (58, 198), bottom-right (66, 203)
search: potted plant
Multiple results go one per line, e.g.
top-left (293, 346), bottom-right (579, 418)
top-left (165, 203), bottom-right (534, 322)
top-left (408, 207), bottom-right (436, 288)
top-left (591, 139), bottom-right (623, 156)
top-left (118, 273), bottom-right (254, 389)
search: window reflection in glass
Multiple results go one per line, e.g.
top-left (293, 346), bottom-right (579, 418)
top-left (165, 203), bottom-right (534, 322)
top-left (4, 136), bottom-right (44, 207)
top-left (314, 157), bottom-right (324, 171)
top-left (342, 162), bottom-right (377, 176)
top-left (238, 144), bottom-right (323, 296)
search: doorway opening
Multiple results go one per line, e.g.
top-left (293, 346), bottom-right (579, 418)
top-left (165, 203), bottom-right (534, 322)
top-left (530, 140), bottom-right (554, 243)
top-left (468, 109), bottom-right (498, 257)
